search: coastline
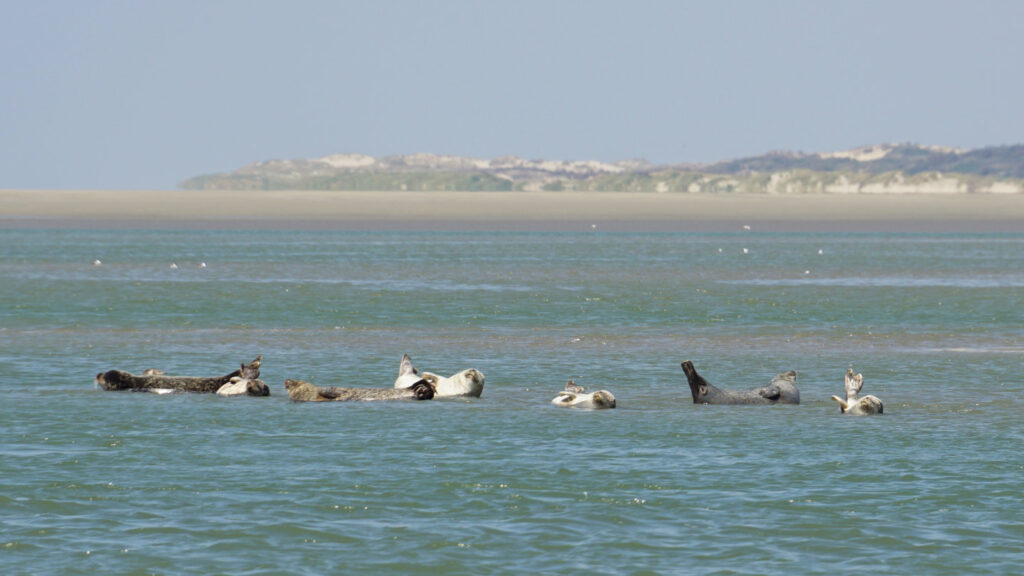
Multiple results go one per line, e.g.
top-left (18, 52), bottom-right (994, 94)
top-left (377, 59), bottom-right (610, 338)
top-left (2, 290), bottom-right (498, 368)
top-left (2, 188), bottom-right (1024, 232)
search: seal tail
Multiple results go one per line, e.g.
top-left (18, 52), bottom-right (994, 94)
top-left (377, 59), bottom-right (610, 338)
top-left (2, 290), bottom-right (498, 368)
top-left (399, 354), bottom-right (418, 377)
top-left (844, 368), bottom-right (863, 402)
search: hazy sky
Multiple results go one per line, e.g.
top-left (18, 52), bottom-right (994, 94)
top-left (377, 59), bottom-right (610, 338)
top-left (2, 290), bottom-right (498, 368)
top-left (2, 0), bottom-right (1022, 189)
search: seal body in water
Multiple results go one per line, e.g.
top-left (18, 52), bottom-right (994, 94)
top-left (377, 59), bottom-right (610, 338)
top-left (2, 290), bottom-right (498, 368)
top-left (95, 356), bottom-right (269, 396)
top-left (832, 368), bottom-right (883, 415)
top-left (551, 380), bottom-right (616, 409)
top-left (285, 378), bottom-right (435, 402)
top-left (681, 360), bottom-right (799, 405)
top-left (393, 354), bottom-right (485, 397)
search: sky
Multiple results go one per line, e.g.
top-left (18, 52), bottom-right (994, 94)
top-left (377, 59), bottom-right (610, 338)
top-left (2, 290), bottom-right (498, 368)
top-left (2, 0), bottom-right (1022, 189)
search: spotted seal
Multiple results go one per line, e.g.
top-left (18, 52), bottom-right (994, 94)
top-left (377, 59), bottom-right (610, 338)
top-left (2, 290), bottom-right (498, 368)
top-left (681, 360), bottom-right (799, 405)
top-left (551, 380), bottom-right (616, 409)
top-left (393, 354), bottom-right (485, 397)
top-left (95, 356), bottom-right (269, 396)
top-left (285, 378), bottom-right (434, 402)
top-left (832, 368), bottom-right (884, 415)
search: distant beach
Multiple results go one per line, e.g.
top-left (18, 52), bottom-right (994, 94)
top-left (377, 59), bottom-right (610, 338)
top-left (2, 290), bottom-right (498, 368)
top-left (2, 188), bottom-right (1023, 232)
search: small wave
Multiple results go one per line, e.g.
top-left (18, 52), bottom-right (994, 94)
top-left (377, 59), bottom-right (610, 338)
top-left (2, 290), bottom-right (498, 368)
top-left (724, 275), bottom-right (1024, 288)
top-left (921, 346), bottom-right (1024, 354)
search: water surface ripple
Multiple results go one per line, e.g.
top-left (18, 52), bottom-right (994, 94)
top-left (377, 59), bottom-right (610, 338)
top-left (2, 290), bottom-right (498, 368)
top-left (1, 229), bottom-right (1022, 574)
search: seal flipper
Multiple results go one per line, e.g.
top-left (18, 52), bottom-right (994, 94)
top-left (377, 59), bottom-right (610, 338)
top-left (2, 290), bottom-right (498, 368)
top-left (758, 386), bottom-right (781, 401)
top-left (564, 379), bottom-right (586, 393)
top-left (394, 354), bottom-right (424, 388)
top-left (399, 354), bottom-right (418, 377)
top-left (844, 369), bottom-right (863, 403)
top-left (831, 395), bottom-right (849, 413)
top-left (410, 380), bottom-right (435, 400)
top-left (316, 387), bottom-right (344, 400)
top-left (238, 355), bottom-right (262, 381)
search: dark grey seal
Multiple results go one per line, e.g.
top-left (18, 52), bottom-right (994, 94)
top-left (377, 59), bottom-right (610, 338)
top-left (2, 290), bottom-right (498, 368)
top-left (681, 360), bottom-right (799, 405)
top-left (95, 355), bottom-right (269, 396)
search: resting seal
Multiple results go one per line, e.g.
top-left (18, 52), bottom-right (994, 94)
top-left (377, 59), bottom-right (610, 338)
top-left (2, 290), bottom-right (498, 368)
top-left (393, 354), bottom-right (485, 397)
top-left (551, 380), bottom-right (616, 409)
top-left (681, 360), bottom-right (799, 405)
top-left (420, 369), bottom-right (485, 398)
top-left (285, 378), bottom-right (434, 402)
top-left (832, 368), bottom-right (883, 415)
top-left (95, 356), bottom-right (269, 396)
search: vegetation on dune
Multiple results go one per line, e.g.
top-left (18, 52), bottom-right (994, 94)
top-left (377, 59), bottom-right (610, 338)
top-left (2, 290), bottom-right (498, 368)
top-left (180, 144), bottom-right (1024, 193)
top-left (182, 171), bottom-right (515, 192)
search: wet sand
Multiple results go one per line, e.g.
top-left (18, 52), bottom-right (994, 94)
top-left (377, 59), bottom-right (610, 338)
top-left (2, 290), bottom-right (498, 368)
top-left (2, 188), bottom-right (1023, 232)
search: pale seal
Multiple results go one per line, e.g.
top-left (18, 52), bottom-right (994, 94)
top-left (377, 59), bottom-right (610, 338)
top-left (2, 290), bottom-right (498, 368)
top-left (95, 356), bottom-right (269, 396)
top-left (551, 380), bottom-right (616, 409)
top-left (393, 354), bottom-right (485, 397)
top-left (681, 360), bottom-right (799, 405)
top-left (285, 378), bottom-right (434, 402)
top-left (831, 368), bottom-right (884, 415)
top-left (420, 369), bottom-right (485, 398)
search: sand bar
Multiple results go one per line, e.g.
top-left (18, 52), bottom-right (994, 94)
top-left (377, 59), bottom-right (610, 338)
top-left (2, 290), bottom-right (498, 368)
top-left (2, 188), bottom-right (1024, 232)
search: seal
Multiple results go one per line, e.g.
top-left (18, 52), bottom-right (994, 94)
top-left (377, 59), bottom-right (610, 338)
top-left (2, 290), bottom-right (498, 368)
top-left (95, 356), bottom-right (269, 396)
top-left (285, 378), bottom-right (434, 402)
top-left (551, 380), bottom-right (616, 409)
top-left (420, 369), bottom-right (485, 398)
top-left (393, 354), bottom-right (485, 397)
top-left (681, 360), bottom-right (799, 405)
top-left (216, 374), bottom-right (270, 397)
top-left (831, 368), bottom-right (884, 415)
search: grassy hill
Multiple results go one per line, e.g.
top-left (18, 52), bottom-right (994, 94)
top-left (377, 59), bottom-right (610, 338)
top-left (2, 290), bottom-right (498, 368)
top-left (181, 144), bottom-right (1024, 193)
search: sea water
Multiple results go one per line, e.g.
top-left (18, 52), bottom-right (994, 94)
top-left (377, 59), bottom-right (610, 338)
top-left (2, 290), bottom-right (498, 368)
top-left (1, 228), bottom-right (1022, 574)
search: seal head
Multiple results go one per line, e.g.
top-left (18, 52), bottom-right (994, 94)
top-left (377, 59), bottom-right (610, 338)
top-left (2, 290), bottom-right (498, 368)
top-left (421, 368), bottom-right (485, 398)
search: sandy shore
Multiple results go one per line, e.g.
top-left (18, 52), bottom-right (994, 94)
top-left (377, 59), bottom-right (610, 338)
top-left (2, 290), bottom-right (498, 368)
top-left (2, 188), bottom-right (1024, 232)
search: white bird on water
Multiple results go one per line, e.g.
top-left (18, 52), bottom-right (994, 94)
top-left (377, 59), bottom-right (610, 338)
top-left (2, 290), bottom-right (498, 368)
top-left (93, 259), bottom-right (102, 266)
top-left (169, 263), bottom-right (178, 269)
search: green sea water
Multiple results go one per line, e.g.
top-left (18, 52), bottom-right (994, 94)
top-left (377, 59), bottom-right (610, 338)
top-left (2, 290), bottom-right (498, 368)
top-left (2, 228), bottom-right (1023, 574)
